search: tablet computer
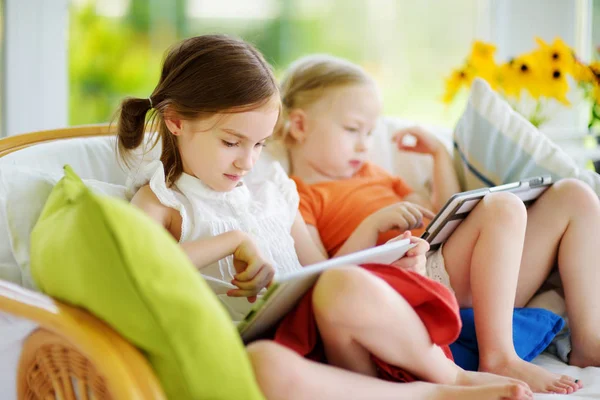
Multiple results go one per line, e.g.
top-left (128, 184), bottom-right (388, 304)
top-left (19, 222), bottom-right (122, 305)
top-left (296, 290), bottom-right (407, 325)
top-left (421, 176), bottom-right (553, 250)
top-left (238, 238), bottom-right (416, 343)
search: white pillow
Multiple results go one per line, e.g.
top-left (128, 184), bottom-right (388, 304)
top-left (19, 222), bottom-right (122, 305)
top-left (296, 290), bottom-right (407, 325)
top-left (453, 78), bottom-right (600, 194)
top-left (0, 136), bottom-right (127, 185)
top-left (373, 117), bottom-right (453, 197)
top-left (0, 166), bottom-right (127, 289)
top-left (0, 203), bottom-right (19, 285)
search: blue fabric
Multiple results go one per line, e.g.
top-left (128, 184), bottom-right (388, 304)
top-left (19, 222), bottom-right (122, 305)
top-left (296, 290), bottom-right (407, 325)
top-left (450, 308), bottom-right (565, 371)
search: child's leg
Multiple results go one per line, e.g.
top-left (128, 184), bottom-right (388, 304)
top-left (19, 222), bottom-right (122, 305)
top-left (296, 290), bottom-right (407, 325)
top-left (442, 192), bottom-right (580, 394)
top-left (247, 340), bottom-right (532, 400)
top-left (310, 266), bottom-right (531, 394)
top-left (515, 179), bottom-right (600, 368)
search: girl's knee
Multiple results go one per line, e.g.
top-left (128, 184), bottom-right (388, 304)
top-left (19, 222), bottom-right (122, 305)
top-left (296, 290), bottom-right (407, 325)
top-left (247, 340), bottom-right (282, 375)
top-left (552, 178), bottom-right (599, 211)
top-left (480, 191), bottom-right (527, 224)
top-left (247, 341), bottom-right (299, 398)
top-left (312, 267), bottom-right (373, 322)
top-left (247, 340), bottom-right (293, 369)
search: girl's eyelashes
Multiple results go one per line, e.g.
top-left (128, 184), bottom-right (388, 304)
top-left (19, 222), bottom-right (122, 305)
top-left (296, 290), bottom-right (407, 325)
top-left (344, 126), bottom-right (359, 133)
top-left (222, 140), bottom-right (239, 147)
top-left (222, 139), bottom-right (267, 148)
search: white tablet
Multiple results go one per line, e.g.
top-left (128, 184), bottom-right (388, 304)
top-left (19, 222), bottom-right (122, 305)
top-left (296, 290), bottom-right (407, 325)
top-left (421, 176), bottom-right (553, 250)
top-left (238, 238), bottom-right (416, 343)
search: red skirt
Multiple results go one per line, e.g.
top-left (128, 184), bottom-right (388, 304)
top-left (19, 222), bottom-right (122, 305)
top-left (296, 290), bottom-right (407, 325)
top-left (273, 263), bottom-right (461, 382)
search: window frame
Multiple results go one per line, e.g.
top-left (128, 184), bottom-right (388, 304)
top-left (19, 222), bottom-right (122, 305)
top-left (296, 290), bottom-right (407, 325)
top-left (0, 0), bottom-right (4, 138)
top-left (4, 0), bottom-right (67, 136)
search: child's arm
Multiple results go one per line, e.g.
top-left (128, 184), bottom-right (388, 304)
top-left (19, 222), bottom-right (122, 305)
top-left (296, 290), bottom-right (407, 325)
top-left (132, 185), bottom-right (273, 302)
top-left (132, 186), bottom-right (249, 266)
top-left (429, 147), bottom-right (460, 211)
top-left (180, 230), bottom-right (250, 269)
top-left (334, 202), bottom-right (434, 257)
top-left (184, 232), bottom-right (275, 303)
top-left (393, 126), bottom-right (460, 212)
top-left (183, 232), bottom-right (274, 303)
top-left (298, 203), bottom-right (434, 260)
top-left (290, 212), bottom-right (329, 266)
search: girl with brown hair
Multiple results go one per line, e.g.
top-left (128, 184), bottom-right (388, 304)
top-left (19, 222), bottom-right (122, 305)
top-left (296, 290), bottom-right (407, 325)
top-left (117, 34), bottom-right (532, 400)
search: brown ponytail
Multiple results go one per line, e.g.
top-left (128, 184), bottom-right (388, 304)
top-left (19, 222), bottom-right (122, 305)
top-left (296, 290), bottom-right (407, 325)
top-left (116, 97), bottom-right (152, 161)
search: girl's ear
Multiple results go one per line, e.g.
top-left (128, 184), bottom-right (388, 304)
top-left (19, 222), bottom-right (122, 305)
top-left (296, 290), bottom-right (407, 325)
top-left (164, 106), bottom-right (184, 136)
top-left (288, 109), bottom-right (308, 143)
top-left (164, 118), bottom-right (184, 136)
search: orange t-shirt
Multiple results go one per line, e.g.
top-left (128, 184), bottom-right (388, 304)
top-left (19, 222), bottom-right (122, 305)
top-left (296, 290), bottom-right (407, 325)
top-left (292, 162), bottom-right (430, 257)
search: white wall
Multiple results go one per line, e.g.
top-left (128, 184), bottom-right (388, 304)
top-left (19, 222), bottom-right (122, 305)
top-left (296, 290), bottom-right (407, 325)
top-left (491, 0), bottom-right (577, 60)
top-left (4, 0), bottom-right (68, 136)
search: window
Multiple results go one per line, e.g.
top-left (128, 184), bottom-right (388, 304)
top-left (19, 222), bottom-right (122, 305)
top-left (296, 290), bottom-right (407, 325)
top-left (0, 0), bottom-right (4, 137)
top-left (69, 0), bottom-right (486, 128)
top-left (593, 0), bottom-right (600, 57)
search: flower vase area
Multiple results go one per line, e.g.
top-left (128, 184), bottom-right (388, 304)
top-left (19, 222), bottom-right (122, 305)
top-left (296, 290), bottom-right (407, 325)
top-left (443, 38), bottom-right (600, 173)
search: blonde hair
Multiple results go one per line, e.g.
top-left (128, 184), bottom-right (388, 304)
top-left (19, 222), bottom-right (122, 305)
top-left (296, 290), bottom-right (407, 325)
top-left (115, 34), bottom-right (278, 187)
top-left (274, 54), bottom-right (373, 147)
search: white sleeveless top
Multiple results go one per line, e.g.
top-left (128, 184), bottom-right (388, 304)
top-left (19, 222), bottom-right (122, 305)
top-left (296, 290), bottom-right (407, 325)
top-left (127, 160), bottom-right (303, 322)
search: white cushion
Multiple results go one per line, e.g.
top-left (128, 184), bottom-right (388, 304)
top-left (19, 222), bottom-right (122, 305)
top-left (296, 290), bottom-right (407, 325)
top-left (374, 117), bottom-right (452, 197)
top-left (0, 136), bottom-right (126, 185)
top-left (454, 78), bottom-right (600, 194)
top-left (0, 166), bottom-right (127, 289)
top-left (0, 200), bottom-right (19, 285)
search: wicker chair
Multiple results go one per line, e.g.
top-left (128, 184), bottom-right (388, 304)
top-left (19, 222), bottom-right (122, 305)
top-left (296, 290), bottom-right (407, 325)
top-left (0, 125), bottom-right (167, 400)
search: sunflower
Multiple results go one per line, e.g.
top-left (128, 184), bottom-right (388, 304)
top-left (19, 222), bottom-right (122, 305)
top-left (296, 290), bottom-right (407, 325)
top-left (442, 37), bottom-right (587, 122)
top-left (573, 61), bottom-right (595, 85)
top-left (590, 62), bottom-right (600, 82)
top-left (498, 53), bottom-right (543, 99)
top-left (468, 41), bottom-right (496, 67)
top-left (534, 37), bottom-right (575, 75)
top-left (442, 67), bottom-right (474, 104)
top-left (467, 41), bottom-right (499, 88)
top-left (537, 67), bottom-right (571, 105)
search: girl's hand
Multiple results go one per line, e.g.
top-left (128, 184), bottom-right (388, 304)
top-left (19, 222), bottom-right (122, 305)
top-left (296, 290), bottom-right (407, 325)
top-left (388, 231), bottom-right (429, 276)
top-left (392, 126), bottom-right (444, 156)
top-left (365, 201), bottom-right (435, 233)
top-left (228, 234), bottom-right (275, 303)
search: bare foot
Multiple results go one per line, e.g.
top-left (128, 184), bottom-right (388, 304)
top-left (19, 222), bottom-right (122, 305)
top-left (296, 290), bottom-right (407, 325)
top-left (456, 370), bottom-right (532, 395)
top-left (434, 383), bottom-right (533, 400)
top-left (481, 356), bottom-right (582, 394)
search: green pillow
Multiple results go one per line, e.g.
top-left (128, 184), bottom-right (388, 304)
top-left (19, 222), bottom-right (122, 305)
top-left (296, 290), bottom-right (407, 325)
top-left (30, 165), bottom-right (264, 400)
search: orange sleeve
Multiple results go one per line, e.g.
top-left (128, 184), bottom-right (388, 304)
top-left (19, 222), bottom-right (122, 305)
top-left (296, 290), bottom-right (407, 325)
top-left (291, 176), bottom-right (321, 226)
top-left (356, 162), bottom-right (389, 178)
top-left (361, 163), bottom-right (414, 198)
top-left (392, 176), bottom-right (413, 198)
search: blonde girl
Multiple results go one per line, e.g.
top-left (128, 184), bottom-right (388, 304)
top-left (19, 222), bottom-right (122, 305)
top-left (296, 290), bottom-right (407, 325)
top-left (275, 54), bottom-right (597, 394)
